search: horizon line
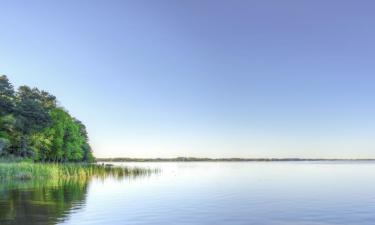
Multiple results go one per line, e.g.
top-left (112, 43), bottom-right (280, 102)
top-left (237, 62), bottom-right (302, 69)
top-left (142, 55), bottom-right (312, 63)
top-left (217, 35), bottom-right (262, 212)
top-left (96, 157), bottom-right (375, 162)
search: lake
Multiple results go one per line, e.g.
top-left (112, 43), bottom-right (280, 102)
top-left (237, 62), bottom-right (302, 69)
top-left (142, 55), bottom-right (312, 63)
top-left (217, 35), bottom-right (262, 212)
top-left (1, 162), bottom-right (375, 225)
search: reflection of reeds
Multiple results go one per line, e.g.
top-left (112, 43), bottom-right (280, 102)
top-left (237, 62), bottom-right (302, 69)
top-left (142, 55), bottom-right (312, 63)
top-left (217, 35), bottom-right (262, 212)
top-left (0, 163), bottom-right (159, 180)
top-left (0, 165), bottom-right (160, 225)
top-left (0, 176), bottom-right (91, 225)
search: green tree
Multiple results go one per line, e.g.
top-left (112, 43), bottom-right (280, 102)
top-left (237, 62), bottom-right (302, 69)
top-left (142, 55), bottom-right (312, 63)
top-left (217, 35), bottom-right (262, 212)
top-left (75, 119), bottom-right (94, 162)
top-left (33, 108), bottom-right (91, 162)
top-left (62, 120), bottom-right (84, 162)
top-left (14, 86), bottom-right (52, 157)
top-left (0, 76), bottom-right (16, 155)
top-left (0, 75), bottom-right (15, 116)
top-left (0, 75), bottom-right (93, 162)
top-left (0, 115), bottom-right (16, 156)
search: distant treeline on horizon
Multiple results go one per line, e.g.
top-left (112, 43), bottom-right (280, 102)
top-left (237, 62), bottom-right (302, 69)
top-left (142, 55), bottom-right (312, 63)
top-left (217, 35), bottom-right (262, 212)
top-left (97, 157), bottom-right (375, 162)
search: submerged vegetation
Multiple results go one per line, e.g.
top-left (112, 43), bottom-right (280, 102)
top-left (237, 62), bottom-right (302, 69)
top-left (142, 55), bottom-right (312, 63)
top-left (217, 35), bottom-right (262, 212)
top-left (0, 75), bottom-right (93, 162)
top-left (0, 162), bottom-right (158, 180)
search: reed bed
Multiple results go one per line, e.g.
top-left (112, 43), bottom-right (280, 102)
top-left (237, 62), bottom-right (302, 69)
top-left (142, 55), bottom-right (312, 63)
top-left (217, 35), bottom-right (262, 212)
top-left (0, 162), bottom-right (158, 180)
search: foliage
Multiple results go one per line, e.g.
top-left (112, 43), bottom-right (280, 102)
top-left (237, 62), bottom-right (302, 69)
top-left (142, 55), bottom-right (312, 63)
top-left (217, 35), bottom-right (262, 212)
top-left (0, 75), bottom-right (94, 162)
top-left (0, 75), bottom-right (15, 116)
top-left (0, 162), bottom-right (157, 180)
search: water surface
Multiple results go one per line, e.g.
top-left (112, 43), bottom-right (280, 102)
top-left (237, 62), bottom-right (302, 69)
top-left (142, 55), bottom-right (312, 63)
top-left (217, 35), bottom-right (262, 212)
top-left (1, 162), bottom-right (375, 225)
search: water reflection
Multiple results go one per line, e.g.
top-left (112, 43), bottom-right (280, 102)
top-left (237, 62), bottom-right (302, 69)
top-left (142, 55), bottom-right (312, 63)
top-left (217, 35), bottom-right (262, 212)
top-left (0, 178), bottom-right (89, 225)
top-left (0, 169), bottom-right (155, 225)
top-left (2, 162), bottom-right (375, 225)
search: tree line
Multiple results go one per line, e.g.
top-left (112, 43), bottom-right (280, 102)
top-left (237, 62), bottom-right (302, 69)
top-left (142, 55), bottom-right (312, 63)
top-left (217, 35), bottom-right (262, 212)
top-left (0, 75), bottom-right (94, 162)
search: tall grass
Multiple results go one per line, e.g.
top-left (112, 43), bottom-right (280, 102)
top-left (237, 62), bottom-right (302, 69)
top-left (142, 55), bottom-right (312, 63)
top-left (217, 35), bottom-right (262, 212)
top-left (0, 162), bottom-right (158, 180)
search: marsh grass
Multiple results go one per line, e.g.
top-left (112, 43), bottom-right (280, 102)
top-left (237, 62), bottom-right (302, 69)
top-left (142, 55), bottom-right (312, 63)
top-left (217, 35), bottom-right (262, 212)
top-left (0, 162), bottom-right (158, 180)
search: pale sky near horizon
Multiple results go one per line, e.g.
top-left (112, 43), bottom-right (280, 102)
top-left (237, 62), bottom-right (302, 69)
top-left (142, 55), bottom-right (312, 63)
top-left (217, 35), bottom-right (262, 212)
top-left (1, 1), bottom-right (375, 158)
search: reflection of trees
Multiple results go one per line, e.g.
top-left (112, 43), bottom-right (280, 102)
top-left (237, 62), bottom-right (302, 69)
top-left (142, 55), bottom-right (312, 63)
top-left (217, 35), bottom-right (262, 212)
top-left (0, 168), bottom-right (158, 225)
top-left (0, 178), bottom-right (89, 225)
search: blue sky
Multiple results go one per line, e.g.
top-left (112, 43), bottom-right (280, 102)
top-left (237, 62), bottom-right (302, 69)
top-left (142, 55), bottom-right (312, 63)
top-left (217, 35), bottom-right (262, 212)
top-left (1, 1), bottom-right (375, 158)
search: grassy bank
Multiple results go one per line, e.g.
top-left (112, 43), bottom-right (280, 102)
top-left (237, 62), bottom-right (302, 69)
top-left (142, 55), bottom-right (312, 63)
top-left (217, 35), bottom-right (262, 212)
top-left (0, 162), bottom-right (158, 180)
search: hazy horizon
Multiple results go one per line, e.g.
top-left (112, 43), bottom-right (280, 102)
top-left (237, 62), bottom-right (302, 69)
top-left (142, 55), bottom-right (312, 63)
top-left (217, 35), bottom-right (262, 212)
top-left (2, 1), bottom-right (375, 158)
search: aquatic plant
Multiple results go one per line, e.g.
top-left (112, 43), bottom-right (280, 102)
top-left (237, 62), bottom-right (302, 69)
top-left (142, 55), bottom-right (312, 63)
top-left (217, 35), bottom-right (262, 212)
top-left (0, 162), bottom-right (158, 180)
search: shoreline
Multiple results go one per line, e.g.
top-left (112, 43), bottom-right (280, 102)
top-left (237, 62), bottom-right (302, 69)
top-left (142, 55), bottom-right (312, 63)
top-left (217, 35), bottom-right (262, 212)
top-left (0, 162), bottom-right (156, 180)
top-left (97, 157), bottom-right (375, 162)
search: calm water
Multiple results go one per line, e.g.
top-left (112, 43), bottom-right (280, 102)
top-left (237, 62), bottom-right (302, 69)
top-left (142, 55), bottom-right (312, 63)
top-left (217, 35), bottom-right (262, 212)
top-left (1, 162), bottom-right (375, 225)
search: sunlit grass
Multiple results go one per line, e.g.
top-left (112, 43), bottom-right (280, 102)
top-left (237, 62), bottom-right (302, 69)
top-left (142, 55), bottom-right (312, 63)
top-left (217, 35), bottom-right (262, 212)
top-left (0, 162), bottom-right (158, 180)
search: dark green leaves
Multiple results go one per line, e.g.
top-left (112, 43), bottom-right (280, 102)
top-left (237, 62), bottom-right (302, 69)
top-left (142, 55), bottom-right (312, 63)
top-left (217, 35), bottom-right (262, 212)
top-left (0, 75), bottom-right (94, 162)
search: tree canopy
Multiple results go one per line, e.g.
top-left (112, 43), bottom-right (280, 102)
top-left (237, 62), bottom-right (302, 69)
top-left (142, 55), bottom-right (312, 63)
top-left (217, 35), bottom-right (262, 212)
top-left (0, 75), bottom-right (94, 162)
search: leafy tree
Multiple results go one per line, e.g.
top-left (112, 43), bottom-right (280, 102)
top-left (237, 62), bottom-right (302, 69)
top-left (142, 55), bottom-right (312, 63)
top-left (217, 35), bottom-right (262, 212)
top-left (62, 120), bottom-right (84, 162)
top-left (75, 119), bottom-right (94, 162)
top-left (0, 114), bottom-right (16, 156)
top-left (0, 138), bottom-right (10, 156)
top-left (13, 86), bottom-right (52, 157)
top-left (0, 75), bottom-right (15, 116)
top-left (0, 75), bottom-right (93, 162)
top-left (31, 108), bottom-right (91, 162)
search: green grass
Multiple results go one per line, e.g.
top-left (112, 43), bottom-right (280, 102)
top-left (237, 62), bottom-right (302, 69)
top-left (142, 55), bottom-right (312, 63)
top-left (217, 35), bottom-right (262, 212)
top-left (0, 162), bottom-right (158, 180)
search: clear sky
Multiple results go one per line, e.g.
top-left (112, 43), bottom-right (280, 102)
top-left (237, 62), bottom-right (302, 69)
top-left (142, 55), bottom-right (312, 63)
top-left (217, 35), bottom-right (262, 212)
top-left (1, 1), bottom-right (375, 158)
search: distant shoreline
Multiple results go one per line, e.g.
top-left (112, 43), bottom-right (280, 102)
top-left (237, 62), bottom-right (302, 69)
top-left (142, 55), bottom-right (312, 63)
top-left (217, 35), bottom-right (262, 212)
top-left (96, 157), bottom-right (375, 162)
